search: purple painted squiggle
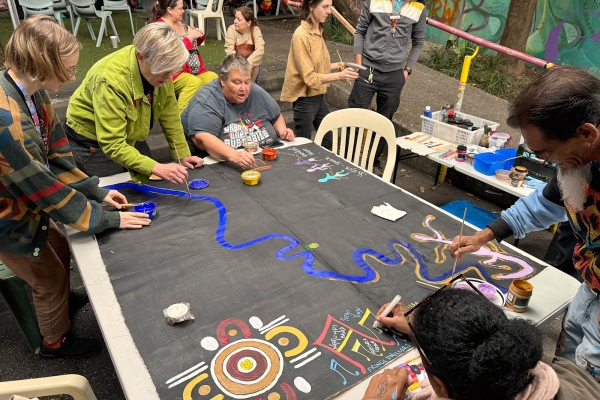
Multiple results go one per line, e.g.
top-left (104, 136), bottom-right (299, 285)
top-left (412, 216), bottom-right (534, 280)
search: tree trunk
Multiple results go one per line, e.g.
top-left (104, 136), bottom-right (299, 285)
top-left (332, 0), bottom-right (359, 27)
top-left (499, 0), bottom-right (538, 76)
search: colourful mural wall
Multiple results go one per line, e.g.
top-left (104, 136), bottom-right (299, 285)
top-left (424, 0), bottom-right (600, 75)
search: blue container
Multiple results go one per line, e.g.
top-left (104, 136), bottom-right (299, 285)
top-left (473, 148), bottom-right (517, 176)
top-left (133, 201), bottom-right (157, 219)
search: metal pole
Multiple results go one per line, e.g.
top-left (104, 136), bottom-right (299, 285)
top-left (7, 0), bottom-right (20, 30)
top-left (426, 18), bottom-right (555, 70)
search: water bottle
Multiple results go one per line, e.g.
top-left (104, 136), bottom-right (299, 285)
top-left (424, 106), bottom-right (433, 119)
top-left (423, 106), bottom-right (434, 134)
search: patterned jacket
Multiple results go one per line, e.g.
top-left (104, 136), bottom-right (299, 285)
top-left (0, 72), bottom-right (120, 258)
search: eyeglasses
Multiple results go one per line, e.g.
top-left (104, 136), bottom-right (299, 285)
top-left (404, 274), bottom-right (484, 377)
top-left (523, 141), bottom-right (560, 167)
top-left (67, 67), bottom-right (78, 78)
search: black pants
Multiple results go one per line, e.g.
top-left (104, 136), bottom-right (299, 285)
top-left (292, 94), bottom-right (332, 150)
top-left (348, 67), bottom-right (405, 166)
top-left (69, 136), bottom-right (153, 178)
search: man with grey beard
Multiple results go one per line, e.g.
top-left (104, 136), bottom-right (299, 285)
top-left (449, 66), bottom-right (600, 383)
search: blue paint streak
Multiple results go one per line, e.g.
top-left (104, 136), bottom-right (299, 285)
top-left (105, 183), bottom-right (503, 286)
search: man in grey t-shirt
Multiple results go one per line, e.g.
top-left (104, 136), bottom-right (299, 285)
top-left (182, 55), bottom-right (295, 169)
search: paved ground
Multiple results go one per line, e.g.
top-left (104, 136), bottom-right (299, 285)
top-left (0, 13), bottom-right (566, 398)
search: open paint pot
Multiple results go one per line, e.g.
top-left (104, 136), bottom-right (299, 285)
top-left (451, 278), bottom-right (505, 307)
top-left (506, 279), bottom-right (533, 313)
top-left (133, 201), bottom-right (157, 218)
top-left (189, 179), bottom-right (209, 190)
top-left (241, 170), bottom-right (261, 186)
top-left (244, 141), bottom-right (258, 153)
top-left (262, 148), bottom-right (278, 161)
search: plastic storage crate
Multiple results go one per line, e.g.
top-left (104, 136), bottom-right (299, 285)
top-left (473, 148), bottom-right (518, 176)
top-left (420, 111), bottom-right (500, 145)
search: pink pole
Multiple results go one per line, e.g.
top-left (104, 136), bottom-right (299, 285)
top-left (426, 18), bottom-right (555, 70)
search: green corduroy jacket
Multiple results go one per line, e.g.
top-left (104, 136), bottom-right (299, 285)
top-left (66, 45), bottom-right (191, 184)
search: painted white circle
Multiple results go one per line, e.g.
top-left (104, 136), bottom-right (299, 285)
top-left (294, 377), bottom-right (312, 393)
top-left (237, 357), bottom-right (257, 373)
top-left (200, 336), bottom-right (220, 351)
top-left (249, 316), bottom-right (263, 329)
top-left (223, 347), bottom-right (271, 385)
top-left (210, 339), bottom-right (284, 399)
top-left (166, 303), bottom-right (188, 319)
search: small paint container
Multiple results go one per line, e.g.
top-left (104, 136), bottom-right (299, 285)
top-left (244, 141), bottom-right (258, 152)
top-left (262, 148), bottom-right (278, 161)
top-left (506, 279), bottom-right (534, 313)
top-left (189, 179), bottom-right (209, 190)
top-left (456, 145), bottom-right (467, 162)
top-left (133, 201), bottom-right (157, 218)
top-left (509, 166), bottom-right (528, 188)
top-left (241, 170), bottom-right (261, 185)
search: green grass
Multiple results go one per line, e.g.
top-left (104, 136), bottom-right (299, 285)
top-left (422, 40), bottom-right (535, 100)
top-left (0, 13), bottom-right (226, 77)
top-left (324, 17), bottom-right (354, 46)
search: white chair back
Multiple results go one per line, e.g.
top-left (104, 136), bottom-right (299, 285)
top-left (19, 0), bottom-right (55, 17)
top-left (314, 108), bottom-right (398, 182)
top-left (70, 0), bottom-right (98, 17)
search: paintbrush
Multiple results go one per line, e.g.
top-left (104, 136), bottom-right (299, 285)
top-left (450, 207), bottom-right (468, 281)
top-left (172, 145), bottom-right (192, 198)
top-left (103, 203), bottom-right (135, 208)
top-left (336, 50), bottom-right (352, 86)
top-left (416, 281), bottom-right (442, 291)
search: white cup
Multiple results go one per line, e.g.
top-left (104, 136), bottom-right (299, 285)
top-left (110, 36), bottom-right (118, 48)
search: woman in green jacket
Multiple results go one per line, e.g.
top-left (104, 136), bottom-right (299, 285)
top-left (66, 23), bottom-right (203, 184)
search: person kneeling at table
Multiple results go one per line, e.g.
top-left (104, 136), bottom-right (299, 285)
top-left (65, 23), bottom-right (203, 185)
top-left (1, 16), bottom-right (151, 359)
top-left (182, 54), bottom-right (294, 170)
top-left (363, 288), bottom-right (600, 400)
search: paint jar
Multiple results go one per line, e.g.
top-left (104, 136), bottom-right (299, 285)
top-left (262, 148), bottom-right (278, 161)
top-left (509, 166), bottom-right (528, 188)
top-left (244, 141), bottom-right (258, 152)
top-left (241, 170), bottom-right (261, 185)
top-left (456, 145), bottom-right (467, 162)
top-left (466, 153), bottom-right (475, 166)
top-left (133, 201), bottom-right (157, 218)
top-left (506, 279), bottom-right (534, 313)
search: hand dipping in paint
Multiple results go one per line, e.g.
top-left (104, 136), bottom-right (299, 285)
top-left (362, 367), bottom-right (410, 400)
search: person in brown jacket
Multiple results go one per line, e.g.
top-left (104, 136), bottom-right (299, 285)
top-left (362, 288), bottom-right (600, 400)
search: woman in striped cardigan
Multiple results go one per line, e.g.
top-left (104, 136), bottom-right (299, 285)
top-left (0, 16), bottom-right (151, 359)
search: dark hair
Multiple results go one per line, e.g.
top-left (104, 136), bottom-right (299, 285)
top-left (507, 66), bottom-right (600, 141)
top-left (300, 0), bottom-right (328, 34)
top-left (413, 288), bottom-right (543, 400)
top-left (149, 0), bottom-right (180, 23)
top-left (236, 6), bottom-right (257, 27)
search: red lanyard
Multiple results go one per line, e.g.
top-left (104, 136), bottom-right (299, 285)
top-left (391, 0), bottom-right (407, 33)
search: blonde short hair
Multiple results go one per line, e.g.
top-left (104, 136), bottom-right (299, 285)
top-left (5, 15), bottom-right (81, 84)
top-left (134, 23), bottom-right (188, 75)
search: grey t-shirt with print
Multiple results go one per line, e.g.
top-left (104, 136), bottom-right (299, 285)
top-left (182, 79), bottom-right (281, 157)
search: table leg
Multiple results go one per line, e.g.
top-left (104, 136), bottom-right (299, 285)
top-left (434, 164), bottom-right (448, 187)
top-left (392, 145), bottom-right (400, 184)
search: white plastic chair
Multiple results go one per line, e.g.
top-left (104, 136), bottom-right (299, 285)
top-left (0, 374), bottom-right (97, 400)
top-left (19, 0), bottom-right (74, 32)
top-left (102, 0), bottom-right (134, 36)
top-left (70, 0), bottom-right (119, 47)
top-left (314, 109), bottom-right (398, 182)
top-left (187, 0), bottom-right (226, 46)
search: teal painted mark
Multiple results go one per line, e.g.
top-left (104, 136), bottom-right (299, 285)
top-left (421, 0), bottom-right (600, 76)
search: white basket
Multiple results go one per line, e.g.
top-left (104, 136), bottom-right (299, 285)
top-left (420, 111), bottom-right (500, 146)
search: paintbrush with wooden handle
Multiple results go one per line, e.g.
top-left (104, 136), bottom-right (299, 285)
top-left (450, 207), bottom-right (468, 281)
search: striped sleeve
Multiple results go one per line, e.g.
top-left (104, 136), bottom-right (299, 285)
top-left (0, 90), bottom-right (120, 233)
